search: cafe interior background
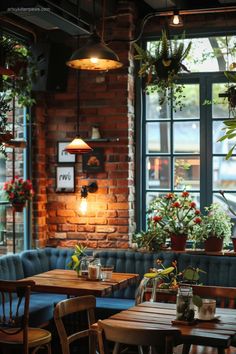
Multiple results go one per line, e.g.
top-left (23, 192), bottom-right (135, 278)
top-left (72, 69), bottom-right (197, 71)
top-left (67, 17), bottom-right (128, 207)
top-left (1, 0), bottom-right (236, 255)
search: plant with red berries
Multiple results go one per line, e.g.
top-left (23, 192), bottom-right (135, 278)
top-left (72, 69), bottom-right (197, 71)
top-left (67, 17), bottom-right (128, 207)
top-left (3, 176), bottom-right (34, 205)
top-left (147, 191), bottom-right (202, 238)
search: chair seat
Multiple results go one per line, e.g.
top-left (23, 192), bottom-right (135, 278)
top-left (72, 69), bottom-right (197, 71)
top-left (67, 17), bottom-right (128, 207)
top-left (0, 327), bottom-right (51, 347)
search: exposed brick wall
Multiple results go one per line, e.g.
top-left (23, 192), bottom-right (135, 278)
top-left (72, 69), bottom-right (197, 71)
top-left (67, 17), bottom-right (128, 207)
top-left (32, 0), bottom-right (136, 249)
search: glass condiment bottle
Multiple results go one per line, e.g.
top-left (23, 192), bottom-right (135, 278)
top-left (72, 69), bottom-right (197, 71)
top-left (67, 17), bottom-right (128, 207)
top-left (80, 257), bottom-right (90, 278)
top-left (176, 286), bottom-right (195, 321)
top-left (88, 258), bottom-right (101, 280)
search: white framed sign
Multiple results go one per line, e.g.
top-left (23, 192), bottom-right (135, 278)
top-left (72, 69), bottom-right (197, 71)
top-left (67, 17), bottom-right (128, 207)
top-left (57, 142), bottom-right (76, 163)
top-left (56, 166), bottom-right (75, 192)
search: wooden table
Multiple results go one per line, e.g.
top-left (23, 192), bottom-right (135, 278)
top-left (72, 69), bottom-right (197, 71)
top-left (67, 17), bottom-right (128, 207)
top-left (25, 269), bottom-right (139, 297)
top-left (105, 302), bottom-right (236, 352)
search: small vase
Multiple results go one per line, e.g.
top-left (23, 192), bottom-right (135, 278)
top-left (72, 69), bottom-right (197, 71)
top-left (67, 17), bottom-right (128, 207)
top-left (204, 237), bottom-right (223, 252)
top-left (12, 202), bottom-right (26, 212)
top-left (170, 234), bottom-right (187, 251)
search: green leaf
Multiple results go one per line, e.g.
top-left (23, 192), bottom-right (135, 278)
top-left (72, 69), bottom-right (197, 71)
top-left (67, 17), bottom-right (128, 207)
top-left (226, 145), bottom-right (236, 160)
top-left (192, 295), bottom-right (203, 308)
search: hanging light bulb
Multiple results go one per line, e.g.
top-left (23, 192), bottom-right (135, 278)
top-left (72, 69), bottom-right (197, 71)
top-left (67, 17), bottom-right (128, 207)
top-left (169, 11), bottom-right (183, 27)
top-left (78, 182), bottom-right (98, 215)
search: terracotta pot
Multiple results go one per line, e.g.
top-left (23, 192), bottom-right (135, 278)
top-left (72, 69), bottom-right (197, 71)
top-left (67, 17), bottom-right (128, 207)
top-left (170, 234), bottom-right (187, 251)
top-left (12, 203), bottom-right (25, 212)
top-left (204, 237), bottom-right (223, 252)
top-left (232, 238), bottom-right (236, 252)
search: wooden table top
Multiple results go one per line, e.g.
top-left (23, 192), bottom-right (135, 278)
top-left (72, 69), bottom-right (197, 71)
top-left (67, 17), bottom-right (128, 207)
top-left (105, 302), bottom-right (236, 349)
top-left (25, 269), bottom-right (139, 297)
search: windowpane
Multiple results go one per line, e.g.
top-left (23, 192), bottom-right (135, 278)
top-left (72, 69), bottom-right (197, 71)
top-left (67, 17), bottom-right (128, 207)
top-left (212, 83), bottom-right (230, 118)
top-left (173, 84), bottom-right (200, 119)
top-left (147, 122), bottom-right (170, 153)
top-left (173, 122), bottom-right (200, 153)
top-left (147, 157), bottom-right (170, 189)
top-left (174, 157), bottom-right (200, 190)
top-left (213, 156), bottom-right (236, 190)
top-left (146, 92), bottom-right (171, 120)
top-left (213, 121), bottom-right (236, 154)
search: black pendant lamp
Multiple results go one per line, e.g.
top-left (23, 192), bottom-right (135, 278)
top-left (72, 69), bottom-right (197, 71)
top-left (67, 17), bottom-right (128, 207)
top-left (66, 0), bottom-right (123, 71)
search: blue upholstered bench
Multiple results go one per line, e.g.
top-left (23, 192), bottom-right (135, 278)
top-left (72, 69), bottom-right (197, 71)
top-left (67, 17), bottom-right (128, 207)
top-left (1, 247), bottom-right (236, 324)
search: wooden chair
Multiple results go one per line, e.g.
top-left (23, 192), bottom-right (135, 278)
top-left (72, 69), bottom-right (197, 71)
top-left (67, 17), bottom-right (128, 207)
top-left (97, 319), bottom-right (181, 354)
top-left (54, 295), bottom-right (96, 354)
top-left (0, 279), bottom-right (51, 354)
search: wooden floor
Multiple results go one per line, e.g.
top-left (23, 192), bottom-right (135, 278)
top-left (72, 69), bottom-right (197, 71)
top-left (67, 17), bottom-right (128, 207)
top-left (175, 346), bottom-right (236, 354)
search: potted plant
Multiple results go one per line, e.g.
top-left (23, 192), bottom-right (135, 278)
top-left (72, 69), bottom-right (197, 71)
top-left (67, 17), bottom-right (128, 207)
top-left (67, 244), bottom-right (89, 276)
top-left (191, 203), bottom-right (232, 252)
top-left (3, 176), bottom-right (34, 212)
top-left (134, 30), bottom-right (191, 110)
top-left (132, 221), bottom-right (167, 252)
top-left (136, 191), bottom-right (202, 251)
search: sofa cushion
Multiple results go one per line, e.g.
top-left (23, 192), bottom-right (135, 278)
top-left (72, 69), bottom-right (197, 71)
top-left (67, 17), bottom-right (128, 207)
top-left (21, 249), bottom-right (50, 277)
top-left (44, 247), bottom-right (74, 270)
top-left (95, 297), bottom-right (135, 319)
top-left (0, 254), bottom-right (24, 280)
top-left (178, 253), bottom-right (236, 287)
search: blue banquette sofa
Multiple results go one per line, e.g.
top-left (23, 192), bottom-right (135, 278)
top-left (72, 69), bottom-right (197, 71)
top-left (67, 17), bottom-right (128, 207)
top-left (2, 247), bottom-right (236, 326)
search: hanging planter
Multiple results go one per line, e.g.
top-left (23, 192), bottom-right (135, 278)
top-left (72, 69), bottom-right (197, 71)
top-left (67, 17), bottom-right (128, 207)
top-left (12, 202), bottom-right (26, 212)
top-left (134, 30), bottom-right (192, 111)
top-left (3, 177), bottom-right (34, 211)
top-left (0, 35), bottom-right (36, 156)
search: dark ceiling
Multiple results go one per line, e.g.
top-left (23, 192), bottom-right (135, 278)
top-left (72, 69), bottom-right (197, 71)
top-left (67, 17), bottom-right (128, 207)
top-left (1, 0), bottom-right (236, 40)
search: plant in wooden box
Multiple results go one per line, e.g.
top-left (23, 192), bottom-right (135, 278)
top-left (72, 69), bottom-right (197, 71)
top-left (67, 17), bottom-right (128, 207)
top-left (191, 203), bottom-right (232, 252)
top-left (134, 31), bottom-right (191, 110)
top-left (3, 176), bottom-right (34, 212)
top-left (144, 191), bottom-right (202, 251)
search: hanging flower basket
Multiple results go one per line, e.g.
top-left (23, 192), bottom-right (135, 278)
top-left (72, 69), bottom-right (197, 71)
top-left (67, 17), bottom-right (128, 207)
top-left (3, 176), bottom-right (34, 210)
top-left (12, 202), bottom-right (26, 212)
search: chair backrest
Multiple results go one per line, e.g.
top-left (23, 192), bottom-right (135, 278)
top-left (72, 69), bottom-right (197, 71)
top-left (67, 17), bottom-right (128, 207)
top-left (0, 279), bottom-right (35, 354)
top-left (192, 285), bottom-right (236, 308)
top-left (54, 295), bottom-right (96, 354)
top-left (97, 319), bottom-right (181, 354)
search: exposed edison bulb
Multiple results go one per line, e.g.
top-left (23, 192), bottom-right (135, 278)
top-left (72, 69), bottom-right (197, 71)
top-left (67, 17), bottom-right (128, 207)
top-left (90, 57), bottom-right (99, 64)
top-left (79, 198), bottom-right (88, 215)
top-left (173, 15), bottom-right (180, 25)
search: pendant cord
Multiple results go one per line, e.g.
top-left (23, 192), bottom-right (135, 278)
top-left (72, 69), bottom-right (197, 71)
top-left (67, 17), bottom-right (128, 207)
top-left (76, 36), bottom-right (80, 136)
top-left (101, 0), bottom-right (105, 42)
top-left (93, 0), bottom-right (96, 31)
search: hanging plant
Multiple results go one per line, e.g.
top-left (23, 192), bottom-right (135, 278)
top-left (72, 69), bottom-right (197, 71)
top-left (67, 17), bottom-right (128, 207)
top-left (218, 70), bottom-right (236, 159)
top-left (0, 35), bottom-right (36, 155)
top-left (134, 31), bottom-right (192, 110)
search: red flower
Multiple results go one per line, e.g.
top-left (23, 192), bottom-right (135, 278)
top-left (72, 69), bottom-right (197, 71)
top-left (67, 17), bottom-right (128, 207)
top-left (190, 202), bottom-right (196, 209)
top-left (172, 202), bottom-right (181, 208)
top-left (194, 217), bottom-right (202, 224)
top-left (165, 193), bottom-right (174, 199)
top-left (153, 216), bottom-right (162, 223)
top-left (182, 191), bottom-right (189, 197)
top-left (195, 209), bottom-right (201, 215)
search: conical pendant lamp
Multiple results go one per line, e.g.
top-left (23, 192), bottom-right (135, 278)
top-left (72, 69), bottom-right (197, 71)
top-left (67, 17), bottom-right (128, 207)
top-left (65, 71), bottom-right (92, 154)
top-left (65, 137), bottom-right (92, 154)
top-left (66, 0), bottom-right (123, 71)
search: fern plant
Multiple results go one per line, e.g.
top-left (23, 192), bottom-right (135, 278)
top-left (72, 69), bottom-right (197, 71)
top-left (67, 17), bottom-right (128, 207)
top-left (218, 71), bottom-right (236, 159)
top-left (134, 31), bottom-right (192, 110)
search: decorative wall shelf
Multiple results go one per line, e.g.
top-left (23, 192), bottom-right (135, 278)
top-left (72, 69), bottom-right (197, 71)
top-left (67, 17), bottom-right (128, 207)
top-left (84, 138), bottom-right (119, 142)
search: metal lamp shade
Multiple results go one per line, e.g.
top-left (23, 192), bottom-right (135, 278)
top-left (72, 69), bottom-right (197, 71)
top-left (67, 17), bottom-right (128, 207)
top-left (66, 32), bottom-right (123, 70)
top-left (64, 137), bottom-right (93, 154)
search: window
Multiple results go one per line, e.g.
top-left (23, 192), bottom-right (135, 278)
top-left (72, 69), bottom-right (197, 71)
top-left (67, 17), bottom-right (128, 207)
top-left (138, 34), bottom-right (236, 230)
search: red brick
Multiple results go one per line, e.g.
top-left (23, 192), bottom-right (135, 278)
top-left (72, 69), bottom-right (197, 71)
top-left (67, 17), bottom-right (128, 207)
top-left (109, 203), bottom-right (129, 210)
top-left (57, 210), bottom-right (76, 217)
